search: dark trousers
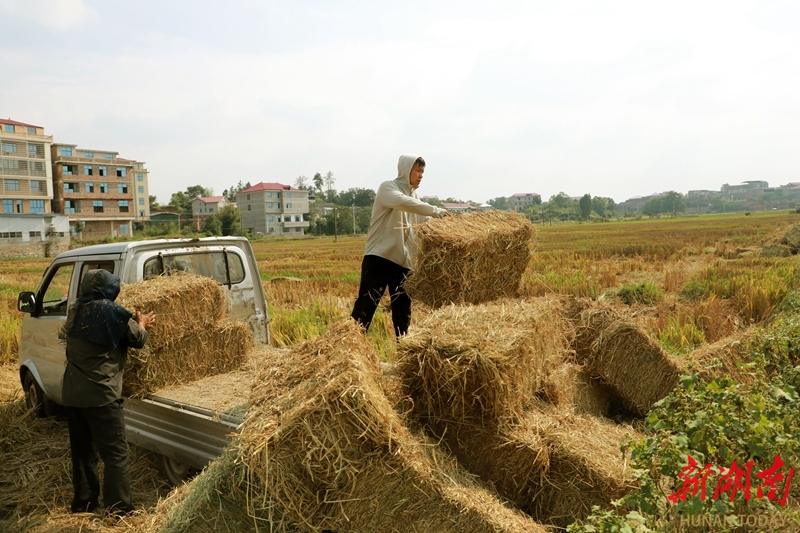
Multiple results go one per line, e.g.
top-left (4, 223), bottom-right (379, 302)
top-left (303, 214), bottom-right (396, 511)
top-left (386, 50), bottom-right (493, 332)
top-left (351, 254), bottom-right (412, 337)
top-left (65, 400), bottom-right (133, 514)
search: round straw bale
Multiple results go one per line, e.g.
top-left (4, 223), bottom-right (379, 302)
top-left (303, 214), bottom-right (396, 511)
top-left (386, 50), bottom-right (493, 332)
top-left (405, 211), bottom-right (536, 308)
top-left (399, 298), bottom-right (571, 426)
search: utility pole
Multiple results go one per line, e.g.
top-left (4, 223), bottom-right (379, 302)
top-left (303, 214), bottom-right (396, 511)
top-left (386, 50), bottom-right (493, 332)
top-left (334, 206), bottom-right (338, 242)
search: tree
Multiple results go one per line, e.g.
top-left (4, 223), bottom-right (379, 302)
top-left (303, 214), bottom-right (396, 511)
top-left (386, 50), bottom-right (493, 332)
top-left (324, 171), bottom-right (336, 203)
top-left (217, 205), bottom-right (241, 236)
top-left (186, 185), bottom-right (212, 200)
top-left (223, 181), bottom-right (250, 202)
top-left (663, 191), bottom-right (686, 215)
top-left (149, 195), bottom-right (159, 211)
top-left (294, 175), bottom-right (309, 190)
top-left (336, 188), bottom-right (376, 207)
top-left (488, 197), bottom-right (508, 210)
top-left (579, 194), bottom-right (592, 220)
top-left (169, 191), bottom-right (191, 212)
top-left (200, 215), bottom-right (222, 236)
top-left (313, 173), bottom-right (324, 196)
top-left (642, 197), bottom-right (663, 217)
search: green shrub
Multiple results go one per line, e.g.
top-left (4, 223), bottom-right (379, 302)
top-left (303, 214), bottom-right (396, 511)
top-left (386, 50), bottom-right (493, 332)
top-left (617, 283), bottom-right (663, 305)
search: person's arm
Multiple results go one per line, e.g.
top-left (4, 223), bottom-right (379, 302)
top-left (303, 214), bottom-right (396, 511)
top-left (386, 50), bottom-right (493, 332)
top-left (379, 183), bottom-right (448, 218)
top-left (124, 311), bottom-right (156, 349)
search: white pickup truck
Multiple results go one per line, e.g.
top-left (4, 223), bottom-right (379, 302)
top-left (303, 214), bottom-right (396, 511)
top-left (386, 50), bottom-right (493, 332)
top-left (16, 236), bottom-right (272, 484)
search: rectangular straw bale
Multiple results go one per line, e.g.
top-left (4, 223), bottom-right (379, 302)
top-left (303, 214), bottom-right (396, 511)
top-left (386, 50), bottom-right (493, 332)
top-left (589, 321), bottom-right (681, 417)
top-left (418, 407), bottom-right (638, 528)
top-left (123, 320), bottom-right (252, 397)
top-left (684, 329), bottom-right (757, 385)
top-left (238, 320), bottom-right (548, 533)
top-left (518, 408), bottom-right (639, 527)
top-left (541, 362), bottom-right (613, 417)
top-left (405, 211), bottom-right (535, 308)
top-left (117, 273), bottom-right (228, 351)
top-left (398, 298), bottom-right (571, 426)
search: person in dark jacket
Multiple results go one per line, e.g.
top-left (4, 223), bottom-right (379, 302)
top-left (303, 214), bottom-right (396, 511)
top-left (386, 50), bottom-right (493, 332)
top-left (62, 269), bottom-right (155, 515)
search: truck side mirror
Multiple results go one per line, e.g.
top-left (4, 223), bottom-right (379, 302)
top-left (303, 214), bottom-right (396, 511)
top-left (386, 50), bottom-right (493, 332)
top-left (18, 292), bottom-right (37, 314)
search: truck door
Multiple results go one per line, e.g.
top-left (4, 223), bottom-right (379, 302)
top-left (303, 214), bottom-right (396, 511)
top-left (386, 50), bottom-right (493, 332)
top-left (19, 261), bottom-right (76, 403)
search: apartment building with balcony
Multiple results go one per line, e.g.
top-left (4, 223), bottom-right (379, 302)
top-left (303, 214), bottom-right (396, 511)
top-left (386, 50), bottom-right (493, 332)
top-left (0, 119), bottom-right (53, 216)
top-left (51, 143), bottom-right (148, 239)
top-left (237, 182), bottom-right (310, 236)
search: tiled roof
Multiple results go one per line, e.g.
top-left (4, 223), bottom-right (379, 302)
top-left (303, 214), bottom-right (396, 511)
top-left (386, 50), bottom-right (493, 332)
top-left (510, 192), bottom-right (540, 197)
top-left (240, 182), bottom-right (298, 193)
top-left (197, 196), bottom-right (225, 203)
top-left (0, 118), bottom-right (42, 128)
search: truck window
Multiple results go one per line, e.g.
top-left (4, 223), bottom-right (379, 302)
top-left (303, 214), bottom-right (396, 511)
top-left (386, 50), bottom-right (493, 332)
top-left (143, 252), bottom-right (245, 285)
top-left (40, 263), bottom-right (74, 316)
top-left (79, 261), bottom-right (115, 285)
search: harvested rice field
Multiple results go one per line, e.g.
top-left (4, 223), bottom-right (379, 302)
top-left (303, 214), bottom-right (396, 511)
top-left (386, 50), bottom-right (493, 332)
top-left (2, 210), bottom-right (800, 531)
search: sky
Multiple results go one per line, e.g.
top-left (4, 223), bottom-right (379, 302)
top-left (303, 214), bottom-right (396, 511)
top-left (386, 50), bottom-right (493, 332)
top-left (1, 0), bottom-right (798, 205)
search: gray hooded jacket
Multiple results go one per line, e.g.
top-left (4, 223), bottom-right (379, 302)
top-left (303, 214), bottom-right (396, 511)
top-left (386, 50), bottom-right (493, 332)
top-left (363, 154), bottom-right (447, 269)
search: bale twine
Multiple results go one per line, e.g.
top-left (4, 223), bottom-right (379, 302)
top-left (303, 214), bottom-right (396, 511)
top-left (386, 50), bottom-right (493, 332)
top-left (117, 273), bottom-right (227, 351)
top-left (238, 320), bottom-right (547, 533)
top-left (541, 362), bottom-right (613, 417)
top-left (405, 211), bottom-right (535, 308)
top-left (398, 299), bottom-right (571, 426)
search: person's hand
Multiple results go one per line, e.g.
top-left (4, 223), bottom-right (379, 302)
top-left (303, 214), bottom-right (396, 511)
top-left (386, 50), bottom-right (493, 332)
top-left (441, 209), bottom-right (452, 217)
top-left (136, 310), bottom-right (156, 330)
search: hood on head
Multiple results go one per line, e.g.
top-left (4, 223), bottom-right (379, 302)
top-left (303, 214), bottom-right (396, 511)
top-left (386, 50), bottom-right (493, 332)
top-left (396, 154), bottom-right (420, 190)
top-left (78, 269), bottom-right (121, 302)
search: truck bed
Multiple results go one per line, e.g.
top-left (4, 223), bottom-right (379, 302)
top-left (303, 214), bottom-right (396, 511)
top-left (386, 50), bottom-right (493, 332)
top-left (124, 345), bottom-right (289, 469)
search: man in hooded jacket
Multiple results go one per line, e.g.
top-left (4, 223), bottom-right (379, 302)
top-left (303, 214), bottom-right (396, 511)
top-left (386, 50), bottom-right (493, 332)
top-left (62, 269), bottom-right (155, 515)
top-left (351, 154), bottom-right (449, 337)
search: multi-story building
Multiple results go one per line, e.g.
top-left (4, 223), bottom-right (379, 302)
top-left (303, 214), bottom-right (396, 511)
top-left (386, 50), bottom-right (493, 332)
top-left (0, 119), bottom-right (53, 216)
top-left (51, 144), bottom-right (148, 239)
top-left (128, 159), bottom-right (151, 222)
top-left (507, 192), bottom-right (541, 212)
top-left (237, 182), bottom-right (310, 236)
top-left (192, 196), bottom-right (228, 217)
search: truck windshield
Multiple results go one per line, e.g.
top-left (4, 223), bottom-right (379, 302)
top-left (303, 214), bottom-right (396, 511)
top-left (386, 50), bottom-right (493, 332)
top-left (143, 251), bottom-right (245, 284)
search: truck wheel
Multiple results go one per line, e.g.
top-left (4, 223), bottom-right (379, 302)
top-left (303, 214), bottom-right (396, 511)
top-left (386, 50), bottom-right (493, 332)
top-left (23, 372), bottom-right (51, 418)
top-left (158, 454), bottom-right (194, 486)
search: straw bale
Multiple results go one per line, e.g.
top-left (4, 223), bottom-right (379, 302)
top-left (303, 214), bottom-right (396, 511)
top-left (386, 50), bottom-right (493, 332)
top-left (238, 320), bottom-right (548, 533)
top-left (588, 321), bottom-right (681, 417)
top-left (123, 320), bottom-right (252, 397)
top-left (117, 273), bottom-right (228, 351)
top-left (405, 211), bottom-right (535, 308)
top-left (541, 362), bottom-right (613, 417)
top-left (684, 329), bottom-right (757, 385)
top-left (418, 407), bottom-right (638, 528)
top-left (519, 408), bottom-right (639, 526)
top-left (398, 298), bottom-right (571, 426)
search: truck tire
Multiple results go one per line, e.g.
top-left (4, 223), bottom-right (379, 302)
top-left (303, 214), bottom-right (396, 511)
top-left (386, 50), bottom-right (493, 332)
top-left (23, 372), bottom-right (53, 418)
top-left (158, 454), bottom-right (195, 486)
